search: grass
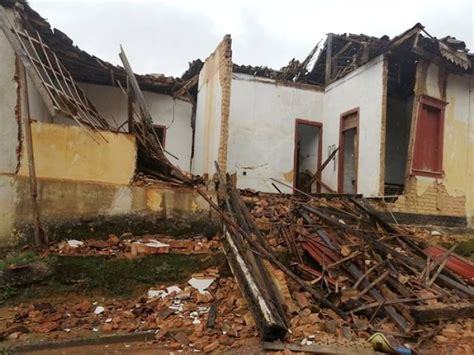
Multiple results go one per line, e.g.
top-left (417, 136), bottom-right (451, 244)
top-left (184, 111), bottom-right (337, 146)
top-left (50, 253), bottom-right (227, 296)
top-left (0, 250), bottom-right (38, 271)
top-left (439, 238), bottom-right (474, 259)
top-left (1, 253), bottom-right (227, 304)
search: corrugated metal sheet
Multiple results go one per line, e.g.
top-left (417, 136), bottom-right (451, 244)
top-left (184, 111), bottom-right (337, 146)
top-left (425, 245), bottom-right (474, 285)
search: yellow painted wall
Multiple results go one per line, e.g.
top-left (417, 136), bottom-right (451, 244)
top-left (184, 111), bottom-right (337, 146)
top-left (18, 122), bottom-right (136, 185)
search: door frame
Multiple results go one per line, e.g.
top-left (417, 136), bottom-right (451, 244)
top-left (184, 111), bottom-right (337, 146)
top-left (293, 119), bottom-right (323, 192)
top-left (338, 108), bottom-right (359, 193)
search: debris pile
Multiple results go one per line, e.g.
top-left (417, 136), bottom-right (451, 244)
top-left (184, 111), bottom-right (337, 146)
top-left (47, 234), bottom-right (221, 257)
top-left (2, 184), bottom-right (474, 352)
top-left (238, 189), bottom-right (474, 350)
top-left (1, 269), bottom-right (260, 351)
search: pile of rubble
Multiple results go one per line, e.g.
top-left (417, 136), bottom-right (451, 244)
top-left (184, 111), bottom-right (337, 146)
top-left (208, 163), bottom-right (474, 352)
top-left (244, 190), bottom-right (474, 350)
top-left (1, 269), bottom-right (256, 351)
top-left (46, 234), bottom-right (221, 257)
top-left (1, 265), bottom-right (374, 353)
top-left (2, 173), bottom-right (473, 352)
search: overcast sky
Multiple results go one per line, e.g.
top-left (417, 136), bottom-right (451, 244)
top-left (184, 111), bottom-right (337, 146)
top-left (28, 0), bottom-right (473, 77)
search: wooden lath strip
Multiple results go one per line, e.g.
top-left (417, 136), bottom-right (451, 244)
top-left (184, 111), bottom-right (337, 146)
top-left (0, 8), bottom-right (110, 132)
top-left (32, 30), bottom-right (110, 128)
top-left (33, 31), bottom-right (92, 120)
top-left (29, 30), bottom-right (109, 129)
top-left (0, 8), bottom-right (57, 115)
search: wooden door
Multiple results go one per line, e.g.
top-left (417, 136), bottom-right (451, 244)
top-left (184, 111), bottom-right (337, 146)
top-left (338, 109), bottom-right (359, 193)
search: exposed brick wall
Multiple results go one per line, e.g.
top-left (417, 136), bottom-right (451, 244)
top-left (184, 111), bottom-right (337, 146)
top-left (386, 176), bottom-right (466, 217)
top-left (380, 59), bottom-right (467, 220)
top-left (217, 35), bottom-right (232, 171)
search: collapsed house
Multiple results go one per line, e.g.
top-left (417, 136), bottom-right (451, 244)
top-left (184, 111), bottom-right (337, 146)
top-left (0, 1), bottom-right (209, 247)
top-left (191, 27), bottom-right (474, 227)
top-left (0, 0), bottom-right (473, 249)
top-left (0, 2), bottom-right (473, 352)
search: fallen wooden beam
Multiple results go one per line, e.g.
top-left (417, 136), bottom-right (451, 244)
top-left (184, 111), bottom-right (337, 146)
top-left (196, 181), bottom-right (347, 320)
top-left (411, 302), bottom-right (474, 323)
top-left (302, 204), bottom-right (474, 298)
top-left (223, 230), bottom-right (287, 341)
top-left (303, 146), bottom-right (339, 191)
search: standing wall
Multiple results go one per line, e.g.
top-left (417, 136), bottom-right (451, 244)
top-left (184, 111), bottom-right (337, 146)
top-left (321, 56), bottom-right (385, 196)
top-left (228, 74), bottom-right (324, 192)
top-left (192, 35), bottom-right (232, 176)
top-left (81, 83), bottom-right (194, 171)
top-left (389, 61), bottom-right (473, 222)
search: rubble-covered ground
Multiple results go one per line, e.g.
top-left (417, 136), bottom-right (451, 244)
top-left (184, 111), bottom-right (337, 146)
top-left (1, 194), bottom-right (474, 353)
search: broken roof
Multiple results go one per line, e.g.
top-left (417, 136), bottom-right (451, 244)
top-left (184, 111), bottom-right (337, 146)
top-left (0, 0), bottom-right (187, 96)
top-left (232, 23), bottom-right (473, 86)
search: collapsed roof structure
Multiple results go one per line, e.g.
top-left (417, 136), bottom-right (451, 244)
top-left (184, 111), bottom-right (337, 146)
top-left (231, 23), bottom-right (472, 86)
top-left (0, 1), bottom-right (473, 353)
top-left (0, 0), bottom-right (187, 96)
top-left (0, 0), bottom-right (198, 185)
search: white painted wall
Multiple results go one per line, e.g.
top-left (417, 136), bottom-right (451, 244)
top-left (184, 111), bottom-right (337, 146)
top-left (322, 56), bottom-right (385, 196)
top-left (224, 59), bottom-right (384, 195)
top-left (469, 76), bottom-right (474, 225)
top-left (27, 72), bottom-right (51, 123)
top-left (80, 83), bottom-right (194, 171)
top-left (228, 74), bottom-right (324, 193)
top-left (0, 28), bottom-right (17, 243)
top-left (0, 30), bottom-right (19, 174)
top-left (193, 51), bottom-right (223, 176)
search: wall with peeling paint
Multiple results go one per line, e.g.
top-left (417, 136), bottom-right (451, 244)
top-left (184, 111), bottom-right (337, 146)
top-left (207, 57), bottom-right (384, 195)
top-left (0, 30), bottom-right (19, 175)
top-left (0, 17), bottom-right (204, 245)
top-left (0, 27), bottom-right (20, 241)
top-left (228, 73), bottom-right (324, 192)
top-left (0, 174), bottom-right (215, 247)
top-left (81, 83), bottom-right (193, 171)
top-left (17, 122), bottom-right (136, 185)
top-left (389, 60), bottom-right (473, 223)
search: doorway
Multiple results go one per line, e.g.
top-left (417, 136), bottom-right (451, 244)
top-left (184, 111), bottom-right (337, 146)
top-left (338, 109), bottom-right (359, 194)
top-left (294, 119), bottom-right (322, 193)
top-left (384, 52), bottom-right (417, 196)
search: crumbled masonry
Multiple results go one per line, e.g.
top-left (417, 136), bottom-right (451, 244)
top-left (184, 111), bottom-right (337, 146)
top-left (1, 0), bottom-right (473, 353)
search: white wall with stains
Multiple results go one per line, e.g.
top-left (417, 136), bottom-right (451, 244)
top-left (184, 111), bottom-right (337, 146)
top-left (228, 74), bottom-right (324, 192)
top-left (192, 46), bottom-right (224, 176)
top-left (0, 29), bottom-right (17, 242)
top-left (321, 56), bottom-right (385, 196)
top-left (0, 30), bottom-right (19, 175)
top-left (81, 83), bottom-right (194, 171)
top-left (223, 59), bottom-right (384, 195)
